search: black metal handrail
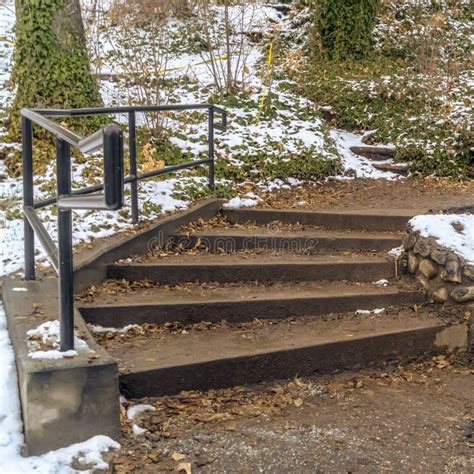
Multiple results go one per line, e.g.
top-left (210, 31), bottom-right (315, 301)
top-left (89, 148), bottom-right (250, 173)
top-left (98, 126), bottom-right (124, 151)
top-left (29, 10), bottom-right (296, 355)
top-left (22, 103), bottom-right (227, 350)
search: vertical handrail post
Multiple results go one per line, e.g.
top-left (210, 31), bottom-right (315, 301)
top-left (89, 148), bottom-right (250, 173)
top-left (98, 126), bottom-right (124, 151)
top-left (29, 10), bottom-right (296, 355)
top-left (22, 116), bottom-right (35, 280)
top-left (56, 138), bottom-right (74, 351)
top-left (128, 111), bottom-right (139, 224)
top-left (208, 106), bottom-right (215, 190)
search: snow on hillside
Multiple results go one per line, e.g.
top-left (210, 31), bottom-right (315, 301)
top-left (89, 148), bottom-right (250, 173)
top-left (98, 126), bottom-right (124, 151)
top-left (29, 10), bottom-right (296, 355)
top-left (0, 0), bottom-right (399, 277)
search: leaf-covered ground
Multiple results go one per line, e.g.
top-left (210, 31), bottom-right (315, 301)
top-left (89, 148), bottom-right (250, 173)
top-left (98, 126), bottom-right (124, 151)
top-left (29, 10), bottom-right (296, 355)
top-left (112, 355), bottom-right (474, 472)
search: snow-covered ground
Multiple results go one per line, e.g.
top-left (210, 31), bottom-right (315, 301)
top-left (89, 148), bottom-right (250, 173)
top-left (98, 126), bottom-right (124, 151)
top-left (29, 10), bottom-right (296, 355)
top-left (409, 214), bottom-right (474, 264)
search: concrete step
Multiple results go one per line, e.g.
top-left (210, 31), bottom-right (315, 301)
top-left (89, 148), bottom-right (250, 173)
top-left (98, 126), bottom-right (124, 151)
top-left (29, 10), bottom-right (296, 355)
top-left (78, 282), bottom-right (423, 327)
top-left (222, 208), bottom-right (421, 232)
top-left (105, 309), bottom-right (468, 397)
top-left (108, 254), bottom-right (396, 284)
top-left (172, 228), bottom-right (402, 253)
top-left (373, 163), bottom-right (410, 175)
top-left (349, 145), bottom-right (395, 161)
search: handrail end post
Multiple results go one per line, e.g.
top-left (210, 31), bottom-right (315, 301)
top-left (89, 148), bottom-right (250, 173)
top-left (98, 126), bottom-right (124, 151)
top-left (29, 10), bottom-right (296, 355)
top-left (22, 116), bottom-right (35, 280)
top-left (56, 138), bottom-right (74, 351)
top-left (128, 112), bottom-right (139, 224)
top-left (208, 107), bottom-right (215, 190)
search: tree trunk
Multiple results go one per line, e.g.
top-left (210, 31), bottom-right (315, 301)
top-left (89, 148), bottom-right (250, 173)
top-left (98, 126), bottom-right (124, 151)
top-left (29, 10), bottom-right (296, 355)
top-left (9, 0), bottom-right (102, 133)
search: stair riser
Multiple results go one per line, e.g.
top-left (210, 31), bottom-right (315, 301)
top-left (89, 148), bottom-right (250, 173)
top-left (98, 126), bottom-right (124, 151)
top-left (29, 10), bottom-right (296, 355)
top-left (223, 209), bottom-right (413, 232)
top-left (107, 261), bottom-right (395, 284)
top-left (80, 291), bottom-right (424, 327)
top-left (119, 324), bottom-right (454, 398)
top-left (172, 234), bottom-right (401, 253)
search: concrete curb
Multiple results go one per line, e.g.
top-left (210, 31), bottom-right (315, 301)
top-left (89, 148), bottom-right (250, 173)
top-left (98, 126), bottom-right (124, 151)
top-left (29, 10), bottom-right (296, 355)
top-left (2, 279), bottom-right (120, 456)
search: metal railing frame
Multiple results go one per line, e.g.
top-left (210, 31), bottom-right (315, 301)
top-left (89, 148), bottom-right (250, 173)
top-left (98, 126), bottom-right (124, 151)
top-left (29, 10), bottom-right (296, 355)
top-left (21, 104), bottom-right (227, 350)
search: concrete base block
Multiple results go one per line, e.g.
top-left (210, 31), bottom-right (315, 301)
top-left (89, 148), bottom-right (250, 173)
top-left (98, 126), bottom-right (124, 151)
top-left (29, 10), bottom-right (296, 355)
top-left (2, 279), bottom-right (121, 456)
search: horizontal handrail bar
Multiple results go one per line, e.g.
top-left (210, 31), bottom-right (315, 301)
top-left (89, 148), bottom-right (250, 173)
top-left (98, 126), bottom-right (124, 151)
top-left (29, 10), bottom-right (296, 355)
top-left (33, 158), bottom-right (211, 209)
top-left (77, 128), bottom-right (106, 154)
top-left (23, 206), bottom-right (59, 272)
top-left (34, 183), bottom-right (105, 209)
top-left (21, 108), bottom-right (82, 147)
top-left (137, 158), bottom-right (211, 181)
top-left (58, 193), bottom-right (110, 210)
top-left (34, 103), bottom-right (220, 117)
top-left (20, 108), bottom-right (122, 155)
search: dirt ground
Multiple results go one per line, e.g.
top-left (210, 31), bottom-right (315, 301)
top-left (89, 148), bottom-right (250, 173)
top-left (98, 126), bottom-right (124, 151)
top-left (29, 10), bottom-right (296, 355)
top-left (253, 178), bottom-right (474, 211)
top-left (108, 354), bottom-right (474, 473)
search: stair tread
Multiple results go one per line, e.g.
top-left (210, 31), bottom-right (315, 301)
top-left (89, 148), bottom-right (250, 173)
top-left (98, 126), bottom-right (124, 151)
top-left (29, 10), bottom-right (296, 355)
top-left (115, 253), bottom-right (393, 266)
top-left (104, 309), bottom-right (444, 373)
top-left (79, 280), bottom-right (415, 307)
top-left (180, 228), bottom-right (402, 238)
top-left (227, 207), bottom-right (421, 217)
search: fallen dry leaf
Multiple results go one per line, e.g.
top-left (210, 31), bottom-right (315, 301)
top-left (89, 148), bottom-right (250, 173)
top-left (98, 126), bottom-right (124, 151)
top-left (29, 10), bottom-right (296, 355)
top-left (175, 462), bottom-right (192, 474)
top-left (293, 398), bottom-right (303, 407)
top-left (171, 452), bottom-right (186, 461)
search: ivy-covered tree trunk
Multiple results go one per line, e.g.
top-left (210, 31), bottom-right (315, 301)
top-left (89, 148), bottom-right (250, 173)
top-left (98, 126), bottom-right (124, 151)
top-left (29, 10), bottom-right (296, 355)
top-left (312, 0), bottom-right (381, 60)
top-left (9, 0), bottom-right (102, 132)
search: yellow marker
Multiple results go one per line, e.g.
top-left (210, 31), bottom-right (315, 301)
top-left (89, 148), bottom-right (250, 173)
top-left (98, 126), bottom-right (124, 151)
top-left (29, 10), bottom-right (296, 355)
top-left (256, 42), bottom-right (274, 122)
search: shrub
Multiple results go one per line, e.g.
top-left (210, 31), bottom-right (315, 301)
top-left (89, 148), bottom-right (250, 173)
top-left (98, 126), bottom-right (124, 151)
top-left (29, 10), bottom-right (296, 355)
top-left (311, 0), bottom-right (381, 60)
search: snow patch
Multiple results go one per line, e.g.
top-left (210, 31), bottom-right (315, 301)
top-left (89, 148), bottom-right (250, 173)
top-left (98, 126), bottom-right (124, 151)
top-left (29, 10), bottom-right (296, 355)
top-left (409, 214), bottom-right (474, 264)
top-left (224, 193), bottom-right (261, 209)
top-left (127, 404), bottom-right (156, 421)
top-left (127, 404), bottom-right (156, 437)
top-left (88, 323), bottom-right (140, 334)
top-left (132, 424), bottom-right (147, 436)
top-left (355, 308), bottom-right (385, 315)
top-left (388, 246), bottom-right (404, 258)
top-left (29, 349), bottom-right (79, 360)
top-left (27, 320), bottom-right (94, 359)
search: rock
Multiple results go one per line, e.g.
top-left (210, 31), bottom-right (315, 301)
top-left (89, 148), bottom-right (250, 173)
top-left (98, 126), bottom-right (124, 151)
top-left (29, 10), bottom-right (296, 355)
top-left (431, 246), bottom-right (451, 265)
top-left (464, 264), bottom-right (474, 281)
top-left (451, 286), bottom-right (474, 303)
top-left (451, 221), bottom-right (464, 233)
top-left (418, 258), bottom-right (439, 279)
top-left (403, 233), bottom-right (417, 251)
top-left (416, 274), bottom-right (430, 291)
top-left (441, 258), bottom-right (462, 283)
top-left (413, 237), bottom-right (433, 258)
top-left (432, 287), bottom-right (449, 303)
top-left (407, 251), bottom-right (419, 274)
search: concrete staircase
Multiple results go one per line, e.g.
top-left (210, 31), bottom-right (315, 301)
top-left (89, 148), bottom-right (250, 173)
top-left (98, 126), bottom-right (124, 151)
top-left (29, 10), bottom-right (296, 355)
top-left (77, 207), bottom-right (465, 397)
